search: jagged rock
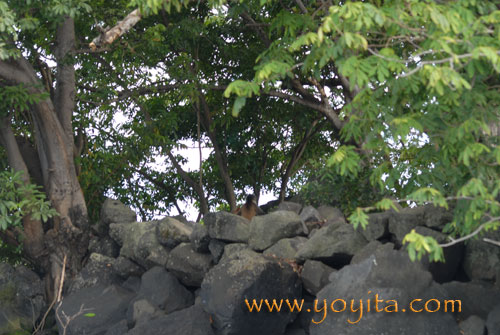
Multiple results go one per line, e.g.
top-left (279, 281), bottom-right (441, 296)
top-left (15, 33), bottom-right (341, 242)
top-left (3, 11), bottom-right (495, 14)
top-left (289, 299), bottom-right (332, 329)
top-left (200, 249), bottom-right (302, 335)
top-left (459, 315), bottom-right (485, 335)
top-left (311, 247), bottom-right (460, 335)
top-left (486, 304), bottom-right (500, 335)
top-left (285, 328), bottom-right (307, 335)
top-left (205, 211), bottom-right (250, 243)
top-left (0, 263), bottom-right (44, 335)
top-left (208, 239), bottom-right (226, 264)
top-left (127, 305), bottom-right (214, 335)
top-left (463, 228), bottom-right (500, 282)
top-left (109, 221), bottom-right (169, 268)
top-left (301, 260), bottom-right (335, 295)
top-left (441, 281), bottom-right (500, 319)
top-left (387, 207), bottom-right (425, 246)
top-left (133, 267), bottom-right (193, 314)
top-left (300, 205), bottom-right (323, 223)
top-left (264, 236), bottom-right (308, 260)
top-left (156, 217), bottom-right (193, 249)
top-left (166, 243), bottom-right (213, 287)
top-left (249, 211), bottom-right (305, 251)
top-left (95, 198), bottom-right (137, 236)
top-left (105, 320), bottom-right (129, 335)
top-left (276, 201), bottom-right (303, 214)
top-left (422, 204), bottom-right (453, 228)
top-left (126, 299), bottom-right (161, 328)
top-left (317, 206), bottom-right (345, 223)
top-left (191, 223), bottom-right (211, 253)
top-left (219, 243), bottom-right (249, 263)
top-left (122, 276), bottom-right (141, 294)
top-left (57, 284), bottom-right (135, 335)
top-left (415, 226), bottom-right (464, 283)
top-left (351, 240), bottom-right (392, 264)
top-left (358, 212), bottom-right (390, 241)
top-left (68, 253), bottom-right (121, 293)
top-left (89, 235), bottom-right (120, 258)
top-left (112, 256), bottom-right (144, 279)
top-left (296, 222), bottom-right (368, 265)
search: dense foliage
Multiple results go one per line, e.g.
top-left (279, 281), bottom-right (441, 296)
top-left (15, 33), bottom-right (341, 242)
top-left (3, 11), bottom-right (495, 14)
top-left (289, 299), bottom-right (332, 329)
top-left (0, 0), bottom-right (499, 264)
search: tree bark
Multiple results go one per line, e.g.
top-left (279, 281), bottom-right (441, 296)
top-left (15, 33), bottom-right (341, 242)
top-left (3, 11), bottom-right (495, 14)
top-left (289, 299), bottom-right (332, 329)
top-left (0, 17), bottom-right (90, 300)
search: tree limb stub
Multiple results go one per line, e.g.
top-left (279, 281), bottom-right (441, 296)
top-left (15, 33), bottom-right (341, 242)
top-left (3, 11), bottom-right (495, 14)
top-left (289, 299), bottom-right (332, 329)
top-left (89, 9), bottom-right (142, 51)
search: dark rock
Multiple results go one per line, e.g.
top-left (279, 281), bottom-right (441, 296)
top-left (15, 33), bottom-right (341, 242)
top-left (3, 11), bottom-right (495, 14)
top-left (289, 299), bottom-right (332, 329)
top-left (486, 304), bottom-right (500, 335)
top-left (415, 226), bottom-right (464, 283)
top-left (301, 260), bottom-right (335, 295)
top-left (285, 328), bottom-right (308, 335)
top-left (166, 243), bottom-right (213, 287)
top-left (126, 298), bottom-right (160, 328)
top-left (264, 236), bottom-right (308, 260)
top-left (121, 276), bottom-right (141, 294)
top-left (296, 222), bottom-right (368, 266)
top-left (89, 235), bottom-right (120, 258)
top-left (68, 253), bottom-right (121, 293)
top-left (311, 247), bottom-right (459, 335)
top-left (459, 315), bottom-right (486, 335)
top-left (191, 223), bottom-right (211, 253)
top-left (208, 239), bottom-right (226, 264)
top-left (422, 204), bottom-right (453, 229)
top-left (104, 319), bottom-right (129, 335)
top-left (249, 211), bottom-right (305, 251)
top-left (205, 211), bottom-right (250, 243)
top-left (351, 241), bottom-right (392, 265)
top-left (387, 207), bottom-right (425, 246)
top-left (463, 229), bottom-right (500, 282)
top-left (127, 305), bottom-right (214, 335)
top-left (200, 249), bottom-right (302, 335)
top-left (276, 201), bottom-right (303, 214)
top-left (0, 263), bottom-right (44, 335)
top-left (358, 212), bottom-right (390, 241)
top-left (57, 284), bottom-right (135, 335)
top-left (112, 256), bottom-right (145, 279)
top-left (300, 205), bottom-right (323, 223)
top-left (317, 206), bottom-right (345, 223)
top-left (135, 267), bottom-right (193, 314)
top-left (219, 243), bottom-right (249, 263)
top-left (156, 217), bottom-right (193, 249)
top-left (96, 198), bottom-right (137, 236)
top-left (442, 281), bottom-right (500, 319)
top-left (109, 221), bottom-right (169, 268)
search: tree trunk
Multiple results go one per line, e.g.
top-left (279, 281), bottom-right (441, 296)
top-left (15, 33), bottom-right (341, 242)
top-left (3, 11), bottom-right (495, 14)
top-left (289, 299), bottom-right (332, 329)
top-left (0, 17), bottom-right (90, 301)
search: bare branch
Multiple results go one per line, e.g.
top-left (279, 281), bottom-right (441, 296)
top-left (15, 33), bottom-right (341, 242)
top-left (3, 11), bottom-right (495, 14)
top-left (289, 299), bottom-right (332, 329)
top-left (439, 217), bottom-right (500, 248)
top-left (89, 9), bottom-right (142, 51)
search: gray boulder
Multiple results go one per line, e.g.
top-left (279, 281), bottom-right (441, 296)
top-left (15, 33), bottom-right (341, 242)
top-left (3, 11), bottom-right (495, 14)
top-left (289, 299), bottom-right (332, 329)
top-left (441, 281), bottom-right (500, 319)
top-left (301, 260), bottom-right (335, 295)
top-left (200, 249), bottom-right (302, 335)
top-left (96, 198), bottom-right (137, 236)
top-left (109, 221), bottom-right (169, 268)
top-left (317, 206), bottom-right (345, 223)
top-left (486, 303), bottom-right (500, 335)
top-left (296, 222), bottom-right (368, 265)
top-left (112, 256), bottom-right (145, 279)
top-left (459, 315), bottom-right (485, 335)
top-left (68, 253), bottom-right (121, 293)
top-left (57, 284), bottom-right (135, 335)
top-left (0, 264), bottom-right (44, 335)
top-left (358, 212), bottom-right (390, 241)
top-left (350, 240), bottom-right (392, 265)
top-left (191, 223), bottom-right (211, 253)
top-left (126, 299), bottom-right (160, 328)
top-left (134, 267), bottom-right (193, 314)
top-left (300, 205), bottom-right (323, 223)
top-left (387, 207), bottom-right (425, 245)
top-left (249, 210), bottom-right (305, 251)
top-left (156, 217), bottom-right (193, 249)
top-left (208, 239), bottom-right (226, 264)
top-left (205, 211), bottom-right (250, 243)
top-left (311, 247), bottom-right (459, 335)
top-left (276, 201), bottom-right (302, 214)
top-left (463, 228), bottom-right (500, 282)
top-left (166, 243), bottom-right (213, 287)
top-left (88, 235), bottom-right (120, 258)
top-left (264, 236), bottom-right (308, 260)
top-left (104, 320), bottom-right (129, 335)
top-left (127, 305), bottom-right (214, 335)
